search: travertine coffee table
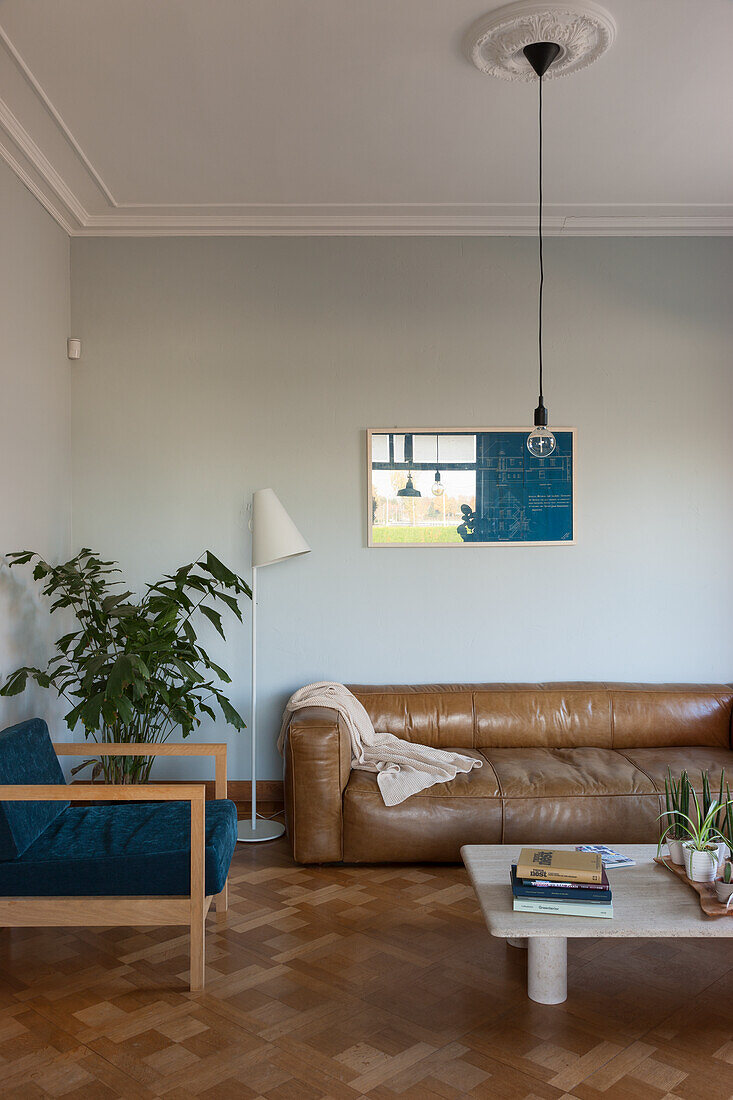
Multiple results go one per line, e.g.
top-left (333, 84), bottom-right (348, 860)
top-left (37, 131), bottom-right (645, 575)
top-left (462, 843), bottom-right (731, 1005)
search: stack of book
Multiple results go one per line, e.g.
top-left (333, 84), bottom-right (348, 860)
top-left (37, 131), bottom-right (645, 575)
top-left (511, 847), bottom-right (613, 918)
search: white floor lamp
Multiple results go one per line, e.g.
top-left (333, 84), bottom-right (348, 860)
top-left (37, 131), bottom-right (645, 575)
top-left (237, 488), bottom-right (310, 843)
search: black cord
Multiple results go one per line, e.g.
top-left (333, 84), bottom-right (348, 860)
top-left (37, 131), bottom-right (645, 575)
top-left (538, 73), bottom-right (544, 404)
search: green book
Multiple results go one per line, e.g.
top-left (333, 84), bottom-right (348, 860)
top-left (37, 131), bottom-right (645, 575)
top-left (513, 897), bottom-right (613, 918)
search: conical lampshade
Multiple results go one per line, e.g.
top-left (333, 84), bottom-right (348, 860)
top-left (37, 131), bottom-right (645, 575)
top-left (251, 488), bottom-right (310, 568)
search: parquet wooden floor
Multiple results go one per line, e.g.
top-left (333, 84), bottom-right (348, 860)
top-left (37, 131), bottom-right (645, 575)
top-left (0, 834), bottom-right (731, 1098)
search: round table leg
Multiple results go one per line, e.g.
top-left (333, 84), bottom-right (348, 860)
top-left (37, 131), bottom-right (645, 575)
top-left (527, 937), bottom-right (567, 1004)
top-left (507, 937), bottom-right (528, 949)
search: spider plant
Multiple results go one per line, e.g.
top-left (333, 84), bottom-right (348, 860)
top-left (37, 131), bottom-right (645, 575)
top-left (658, 787), bottom-right (731, 860)
top-left (701, 768), bottom-right (727, 832)
top-left (723, 783), bottom-right (733, 851)
top-left (662, 767), bottom-right (690, 842)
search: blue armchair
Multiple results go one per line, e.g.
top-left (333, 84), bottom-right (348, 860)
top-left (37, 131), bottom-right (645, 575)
top-left (0, 718), bottom-right (238, 990)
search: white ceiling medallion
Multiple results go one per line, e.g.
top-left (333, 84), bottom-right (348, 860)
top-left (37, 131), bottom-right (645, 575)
top-left (465, 1), bottom-right (616, 82)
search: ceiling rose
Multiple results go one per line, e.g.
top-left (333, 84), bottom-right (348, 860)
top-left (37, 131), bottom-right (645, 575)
top-left (464, 1), bottom-right (616, 82)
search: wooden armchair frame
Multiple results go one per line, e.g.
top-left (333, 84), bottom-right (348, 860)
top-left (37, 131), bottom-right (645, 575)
top-left (0, 742), bottom-right (230, 991)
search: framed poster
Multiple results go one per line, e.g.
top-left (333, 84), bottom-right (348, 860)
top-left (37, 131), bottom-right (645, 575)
top-left (367, 428), bottom-right (575, 547)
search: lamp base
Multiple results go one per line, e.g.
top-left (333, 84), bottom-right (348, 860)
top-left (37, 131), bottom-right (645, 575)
top-left (237, 819), bottom-right (285, 843)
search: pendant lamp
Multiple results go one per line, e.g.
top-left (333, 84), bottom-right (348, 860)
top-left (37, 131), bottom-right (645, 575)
top-left (524, 41), bottom-right (560, 459)
top-left (432, 436), bottom-right (445, 497)
top-left (397, 434), bottom-right (422, 497)
top-left (464, 2), bottom-right (617, 460)
top-left (397, 473), bottom-right (421, 498)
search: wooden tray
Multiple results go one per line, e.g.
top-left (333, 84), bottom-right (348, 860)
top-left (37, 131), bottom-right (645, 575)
top-left (654, 857), bottom-right (733, 918)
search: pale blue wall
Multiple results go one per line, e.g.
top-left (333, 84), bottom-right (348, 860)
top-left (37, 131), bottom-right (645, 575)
top-left (70, 237), bottom-right (733, 779)
top-left (0, 158), bottom-right (71, 739)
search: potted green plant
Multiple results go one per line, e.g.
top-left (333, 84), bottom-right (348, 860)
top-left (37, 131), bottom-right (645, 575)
top-left (661, 767), bottom-right (690, 865)
top-left (0, 548), bottom-right (250, 783)
top-left (721, 782), bottom-right (733, 866)
top-left (715, 859), bottom-right (733, 907)
top-left (701, 768), bottom-right (729, 867)
top-left (700, 768), bottom-right (731, 871)
top-left (679, 787), bottom-right (731, 882)
top-left (658, 785), bottom-right (732, 883)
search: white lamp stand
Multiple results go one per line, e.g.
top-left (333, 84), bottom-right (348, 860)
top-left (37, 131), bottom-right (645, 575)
top-left (237, 488), bottom-right (310, 843)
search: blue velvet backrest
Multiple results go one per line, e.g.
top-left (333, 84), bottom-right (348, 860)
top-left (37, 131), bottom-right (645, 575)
top-left (0, 718), bottom-right (69, 859)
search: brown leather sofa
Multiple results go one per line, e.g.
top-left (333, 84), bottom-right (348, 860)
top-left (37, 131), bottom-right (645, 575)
top-left (281, 683), bottom-right (733, 863)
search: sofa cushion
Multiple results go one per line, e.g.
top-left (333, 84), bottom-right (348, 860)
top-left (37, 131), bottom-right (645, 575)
top-left (0, 719), bottom-right (69, 860)
top-left (485, 747), bottom-right (655, 798)
top-left (350, 686), bottom-right (475, 749)
top-left (619, 746), bottom-right (733, 794)
top-left (339, 742), bottom-right (732, 863)
top-left (346, 683), bottom-right (733, 752)
top-left (482, 747), bottom-right (660, 846)
top-left (0, 799), bottom-right (237, 897)
top-left (343, 750), bottom-right (501, 861)
top-left (475, 687), bottom-right (613, 749)
top-left (609, 687), bottom-right (733, 749)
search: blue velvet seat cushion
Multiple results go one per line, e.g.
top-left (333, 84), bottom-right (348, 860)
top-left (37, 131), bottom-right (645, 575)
top-left (0, 799), bottom-right (237, 897)
top-left (0, 718), bottom-right (69, 859)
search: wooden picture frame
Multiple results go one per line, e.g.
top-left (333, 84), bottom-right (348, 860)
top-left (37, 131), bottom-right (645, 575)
top-left (366, 427), bottom-right (576, 548)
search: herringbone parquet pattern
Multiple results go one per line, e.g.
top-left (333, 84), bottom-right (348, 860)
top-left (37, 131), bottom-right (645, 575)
top-left (0, 834), bottom-right (731, 1098)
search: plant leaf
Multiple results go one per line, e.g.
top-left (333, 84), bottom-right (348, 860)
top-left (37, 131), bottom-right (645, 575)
top-left (0, 668), bottom-right (29, 696)
top-left (216, 693), bottom-right (246, 731)
top-left (199, 605), bottom-right (225, 639)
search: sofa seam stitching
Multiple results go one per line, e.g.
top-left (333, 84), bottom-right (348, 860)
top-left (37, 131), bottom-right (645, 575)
top-left (481, 749), bottom-right (504, 840)
top-left (471, 692), bottom-right (477, 752)
top-left (344, 789), bottom-right (662, 801)
top-left (286, 729), bottom-right (298, 858)
top-left (614, 748), bottom-right (660, 793)
top-left (351, 686), bottom-right (733, 695)
top-left (336, 715), bottom-right (346, 861)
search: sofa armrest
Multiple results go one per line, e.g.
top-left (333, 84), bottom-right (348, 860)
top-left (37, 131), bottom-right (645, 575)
top-left (282, 706), bottom-right (351, 863)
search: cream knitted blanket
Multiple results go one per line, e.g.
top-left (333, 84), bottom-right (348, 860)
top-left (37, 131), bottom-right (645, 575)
top-left (277, 681), bottom-right (481, 807)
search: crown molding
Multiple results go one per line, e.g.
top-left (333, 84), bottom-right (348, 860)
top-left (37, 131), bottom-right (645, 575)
top-left (0, 23), bottom-right (731, 238)
top-left (0, 24), bottom-right (116, 208)
top-left (0, 128), bottom-right (77, 234)
top-left (76, 211), bottom-right (733, 236)
top-left (0, 95), bottom-right (86, 228)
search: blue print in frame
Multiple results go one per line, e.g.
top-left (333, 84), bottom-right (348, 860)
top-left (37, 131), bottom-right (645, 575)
top-left (367, 428), bottom-right (575, 547)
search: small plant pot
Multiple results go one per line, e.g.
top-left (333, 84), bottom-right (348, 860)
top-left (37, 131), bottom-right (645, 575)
top-left (665, 838), bottom-right (685, 866)
top-left (683, 843), bottom-right (718, 883)
top-left (714, 878), bottom-right (733, 906)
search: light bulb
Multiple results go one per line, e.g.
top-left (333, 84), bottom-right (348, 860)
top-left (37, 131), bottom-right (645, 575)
top-left (431, 471), bottom-right (444, 497)
top-left (527, 426), bottom-right (556, 458)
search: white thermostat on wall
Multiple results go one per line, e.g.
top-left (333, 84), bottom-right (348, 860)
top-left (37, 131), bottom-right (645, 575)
top-left (67, 337), bottom-right (81, 360)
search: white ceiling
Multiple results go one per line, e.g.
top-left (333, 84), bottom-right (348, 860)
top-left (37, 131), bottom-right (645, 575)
top-left (0, 0), bottom-right (731, 235)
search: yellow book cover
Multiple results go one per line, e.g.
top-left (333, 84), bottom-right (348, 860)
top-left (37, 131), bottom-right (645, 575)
top-left (516, 847), bottom-right (603, 884)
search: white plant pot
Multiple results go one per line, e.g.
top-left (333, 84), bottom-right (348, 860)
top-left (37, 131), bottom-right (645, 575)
top-left (683, 843), bottom-right (718, 883)
top-left (665, 838), bottom-right (685, 866)
top-left (716, 842), bottom-right (731, 872)
top-left (714, 878), bottom-right (733, 906)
